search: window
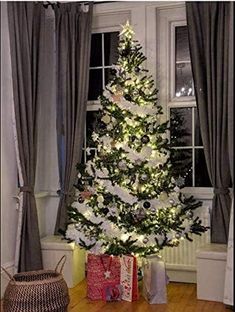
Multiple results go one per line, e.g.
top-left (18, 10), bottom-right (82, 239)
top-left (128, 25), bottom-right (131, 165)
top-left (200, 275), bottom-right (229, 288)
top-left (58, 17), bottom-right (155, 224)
top-left (82, 31), bottom-right (119, 163)
top-left (170, 106), bottom-right (211, 187)
top-left (175, 26), bottom-right (194, 98)
top-left (82, 12), bottom-right (212, 190)
top-left (88, 32), bottom-right (119, 101)
top-left (169, 24), bottom-right (211, 188)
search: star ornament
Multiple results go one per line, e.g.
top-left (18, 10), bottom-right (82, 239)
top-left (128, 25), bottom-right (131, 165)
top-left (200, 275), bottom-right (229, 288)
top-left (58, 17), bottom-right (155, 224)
top-left (104, 270), bottom-right (111, 279)
top-left (119, 20), bottom-right (134, 38)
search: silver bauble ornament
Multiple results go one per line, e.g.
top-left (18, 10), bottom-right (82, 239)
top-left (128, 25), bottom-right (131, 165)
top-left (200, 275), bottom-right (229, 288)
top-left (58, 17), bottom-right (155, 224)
top-left (186, 210), bottom-right (193, 219)
top-left (175, 233), bottom-right (181, 239)
top-left (140, 174), bottom-right (148, 181)
top-left (143, 237), bottom-right (149, 244)
top-left (141, 135), bottom-right (150, 144)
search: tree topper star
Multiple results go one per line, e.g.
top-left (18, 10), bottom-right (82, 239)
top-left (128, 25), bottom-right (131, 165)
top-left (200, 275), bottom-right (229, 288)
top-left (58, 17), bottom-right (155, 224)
top-left (119, 20), bottom-right (134, 38)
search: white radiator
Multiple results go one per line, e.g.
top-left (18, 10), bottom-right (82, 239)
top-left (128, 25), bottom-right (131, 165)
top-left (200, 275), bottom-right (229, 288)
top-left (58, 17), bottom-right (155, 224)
top-left (159, 206), bottom-right (211, 283)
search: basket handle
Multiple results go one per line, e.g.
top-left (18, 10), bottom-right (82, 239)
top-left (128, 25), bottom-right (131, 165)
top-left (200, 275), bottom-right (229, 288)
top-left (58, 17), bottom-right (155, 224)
top-left (55, 255), bottom-right (66, 273)
top-left (1, 266), bottom-right (16, 282)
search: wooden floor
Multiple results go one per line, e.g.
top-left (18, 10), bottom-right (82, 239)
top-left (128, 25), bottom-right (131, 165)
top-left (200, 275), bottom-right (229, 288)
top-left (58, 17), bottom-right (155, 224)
top-left (1, 280), bottom-right (232, 312)
top-left (68, 279), bottom-right (232, 312)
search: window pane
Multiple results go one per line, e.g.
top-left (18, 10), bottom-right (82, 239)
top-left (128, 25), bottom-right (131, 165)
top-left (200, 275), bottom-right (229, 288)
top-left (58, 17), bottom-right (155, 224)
top-left (195, 149), bottom-right (212, 187)
top-left (170, 149), bottom-right (192, 187)
top-left (104, 32), bottom-right (119, 66)
top-left (175, 26), bottom-right (193, 97)
top-left (175, 63), bottom-right (193, 97)
top-left (170, 107), bottom-right (192, 147)
top-left (81, 149), bottom-right (85, 164)
top-left (175, 26), bottom-right (190, 62)
top-left (88, 69), bottom-right (103, 100)
top-left (105, 68), bottom-right (116, 85)
top-left (194, 108), bottom-right (203, 146)
top-left (86, 111), bottom-right (99, 147)
top-left (90, 34), bottom-right (102, 67)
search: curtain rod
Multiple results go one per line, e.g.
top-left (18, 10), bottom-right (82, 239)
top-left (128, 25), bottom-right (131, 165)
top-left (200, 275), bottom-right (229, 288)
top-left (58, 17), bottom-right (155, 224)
top-left (42, 1), bottom-right (115, 9)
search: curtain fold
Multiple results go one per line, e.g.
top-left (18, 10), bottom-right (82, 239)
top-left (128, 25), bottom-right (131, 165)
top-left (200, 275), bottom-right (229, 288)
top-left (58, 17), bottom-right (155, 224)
top-left (7, 2), bottom-right (44, 271)
top-left (186, 2), bottom-right (232, 243)
top-left (54, 3), bottom-right (93, 234)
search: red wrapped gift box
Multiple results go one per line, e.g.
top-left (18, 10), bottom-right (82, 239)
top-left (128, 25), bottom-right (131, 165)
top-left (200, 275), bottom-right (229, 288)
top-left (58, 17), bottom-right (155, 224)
top-left (87, 254), bottom-right (121, 300)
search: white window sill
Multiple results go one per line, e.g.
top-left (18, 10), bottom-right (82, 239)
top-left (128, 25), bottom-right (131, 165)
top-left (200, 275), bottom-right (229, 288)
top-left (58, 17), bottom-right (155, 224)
top-left (180, 187), bottom-right (214, 200)
top-left (182, 187), bottom-right (233, 200)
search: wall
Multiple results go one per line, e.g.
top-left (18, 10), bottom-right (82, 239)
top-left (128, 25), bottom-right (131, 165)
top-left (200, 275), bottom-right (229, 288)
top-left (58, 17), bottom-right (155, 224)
top-left (1, 1), bottom-right (19, 297)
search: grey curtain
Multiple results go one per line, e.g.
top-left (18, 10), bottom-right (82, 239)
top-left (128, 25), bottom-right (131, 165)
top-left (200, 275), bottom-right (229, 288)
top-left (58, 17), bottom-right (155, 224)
top-left (223, 2), bottom-right (234, 306)
top-left (7, 2), bottom-right (44, 271)
top-left (228, 3), bottom-right (234, 181)
top-left (54, 3), bottom-right (93, 234)
top-left (186, 2), bottom-right (232, 243)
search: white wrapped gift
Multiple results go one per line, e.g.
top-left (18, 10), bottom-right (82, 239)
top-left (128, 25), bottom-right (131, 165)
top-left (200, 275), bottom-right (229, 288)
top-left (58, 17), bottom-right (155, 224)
top-left (142, 254), bottom-right (169, 304)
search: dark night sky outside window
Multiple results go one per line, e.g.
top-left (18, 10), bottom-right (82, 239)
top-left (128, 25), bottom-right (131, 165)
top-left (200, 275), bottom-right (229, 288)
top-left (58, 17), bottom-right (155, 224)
top-left (88, 32), bottom-right (119, 101)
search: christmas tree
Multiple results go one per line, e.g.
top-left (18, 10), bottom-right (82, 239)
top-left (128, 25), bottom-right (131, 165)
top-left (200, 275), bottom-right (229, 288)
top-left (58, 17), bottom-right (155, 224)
top-left (66, 21), bottom-right (208, 257)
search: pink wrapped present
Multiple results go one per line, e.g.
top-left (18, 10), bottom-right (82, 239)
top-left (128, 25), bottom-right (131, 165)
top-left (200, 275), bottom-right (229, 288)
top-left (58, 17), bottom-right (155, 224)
top-left (87, 254), bottom-right (120, 300)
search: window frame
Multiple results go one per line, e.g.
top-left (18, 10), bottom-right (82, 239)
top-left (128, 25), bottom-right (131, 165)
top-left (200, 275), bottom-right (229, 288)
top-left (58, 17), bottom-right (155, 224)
top-left (84, 27), bottom-right (120, 163)
top-left (88, 26), bottom-right (121, 107)
top-left (83, 2), bottom-right (213, 200)
top-left (168, 103), bottom-right (208, 187)
top-left (169, 22), bottom-right (212, 191)
top-left (88, 30), bottom-right (120, 103)
top-left (153, 4), bottom-right (213, 199)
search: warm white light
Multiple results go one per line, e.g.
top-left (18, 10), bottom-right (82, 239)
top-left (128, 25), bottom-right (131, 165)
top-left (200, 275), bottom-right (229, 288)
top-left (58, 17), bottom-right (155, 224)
top-left (121, 233), bottom-right (129, 242)
top-left (138, 235), bottom-right (144, 242)
top-left (84, 211), bottom-right (92, 218)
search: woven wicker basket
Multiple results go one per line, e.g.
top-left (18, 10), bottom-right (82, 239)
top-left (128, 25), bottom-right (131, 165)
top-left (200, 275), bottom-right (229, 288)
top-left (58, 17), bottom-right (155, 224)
top-left (2, 255), bottom-right (70, 312)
